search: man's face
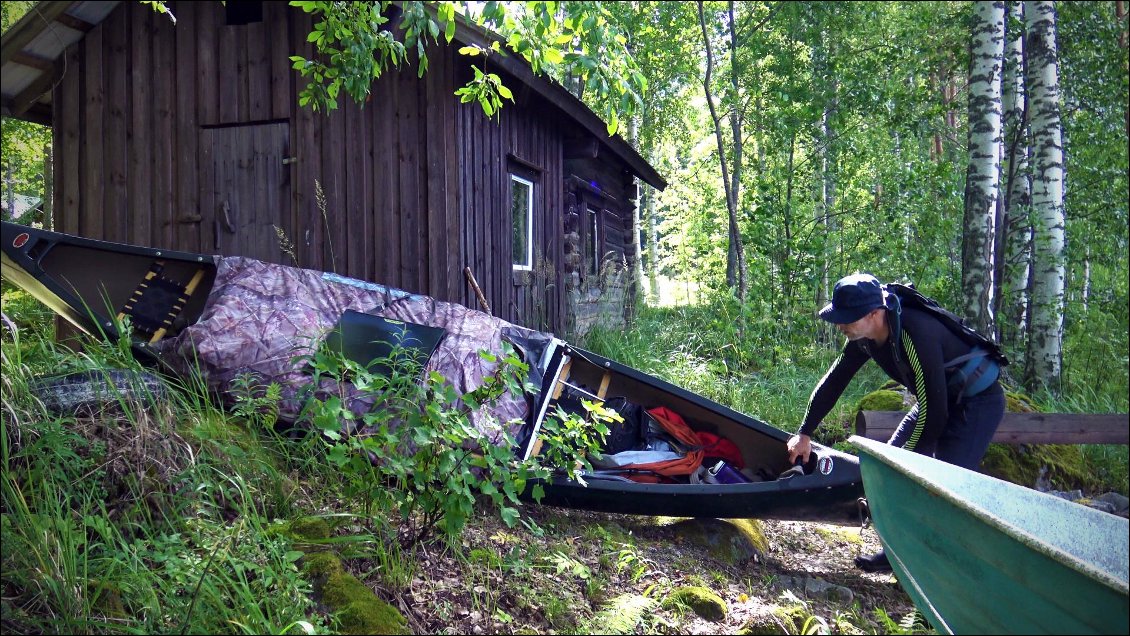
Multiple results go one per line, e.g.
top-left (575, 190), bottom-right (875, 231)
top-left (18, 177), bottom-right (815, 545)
top-left (837, 309), bottom-right (880, 341)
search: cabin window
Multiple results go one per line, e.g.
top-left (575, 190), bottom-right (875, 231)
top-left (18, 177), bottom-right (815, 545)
top-left (511, 174), bottom-right (534, 271)
top-left (226, 1), bottom-right (263, 26)
top-left (587, 206), bottom-right (601, 276)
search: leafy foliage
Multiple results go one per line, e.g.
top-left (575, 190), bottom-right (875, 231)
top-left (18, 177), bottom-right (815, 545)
top-left (295, 339), bottom-right (605, 546)
top-left (289, 1), bottom-right (645, 134)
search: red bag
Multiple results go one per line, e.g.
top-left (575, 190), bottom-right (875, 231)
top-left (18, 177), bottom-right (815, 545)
top-left (619, 407), bottom-right (704, 477)
top-left (695, 431), bottom-right (745, 469)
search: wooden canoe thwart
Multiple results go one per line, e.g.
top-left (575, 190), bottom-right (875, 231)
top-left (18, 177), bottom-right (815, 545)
top-left (856, 410), bottom-right (1130, 445)
top-left (850, 435), bottom-right (1129, 635)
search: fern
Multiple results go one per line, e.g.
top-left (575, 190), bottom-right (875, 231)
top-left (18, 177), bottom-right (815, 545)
top-left (583, 593), bottom-right (657, 635)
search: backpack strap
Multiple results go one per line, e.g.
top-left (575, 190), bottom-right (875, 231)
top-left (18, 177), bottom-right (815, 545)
top-left (944, 348), bottom-right (999, 403)
top-left (885, 288), bottom-right (904, 365)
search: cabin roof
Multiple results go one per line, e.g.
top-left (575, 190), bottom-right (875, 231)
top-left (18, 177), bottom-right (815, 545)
top-left (0, 1), bottom-right (666, 190)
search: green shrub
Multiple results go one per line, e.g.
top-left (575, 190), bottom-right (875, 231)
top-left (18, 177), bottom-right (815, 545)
top-left (297, 340), bottom-right (605, 547)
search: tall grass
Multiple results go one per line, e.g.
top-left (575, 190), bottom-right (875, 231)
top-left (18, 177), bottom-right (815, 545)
top-left (1, 300), bottom-right (328, 634)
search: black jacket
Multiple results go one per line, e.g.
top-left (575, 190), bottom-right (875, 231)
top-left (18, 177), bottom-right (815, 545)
top-left (798, 306), bottom-right (985, 455)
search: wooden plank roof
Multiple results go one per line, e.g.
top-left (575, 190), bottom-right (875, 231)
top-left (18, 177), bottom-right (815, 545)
top-left (1, 1), bottom-right (119, 125)
top-left (0, 1), bottom-right (665, 189)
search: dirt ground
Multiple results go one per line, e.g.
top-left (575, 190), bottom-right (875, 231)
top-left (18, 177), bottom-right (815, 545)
top-left (379, 504), bottom-right (922, 635)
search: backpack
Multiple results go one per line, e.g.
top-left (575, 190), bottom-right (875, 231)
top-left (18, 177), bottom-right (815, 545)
top-left (884, 282), bottom-right (1008, 399)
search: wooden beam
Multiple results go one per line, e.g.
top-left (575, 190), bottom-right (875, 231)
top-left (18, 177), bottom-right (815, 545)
top-left (1, 2), bottom-right (75, 67)
top-left (6, 57), bottom-right (63, 118)
top-left (856, 411), bottom-right (1130, 445)
top-left (53, 12), bottom-right (95, 33)
top-left (12, 51), bottom-right (55, 72)
top-left (8, 100), bottom-right (52, 126)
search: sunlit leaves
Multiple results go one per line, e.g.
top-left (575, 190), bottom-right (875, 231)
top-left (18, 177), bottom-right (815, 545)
top-left (289, 1), bottom-right (643, 133)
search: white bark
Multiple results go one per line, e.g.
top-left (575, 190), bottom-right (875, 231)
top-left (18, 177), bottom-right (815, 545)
top-left (962, 1), bottom-right (1006, 335)
top-left (1024, 0), bottom-right (1066, 391)
top-left (1001, 1), bottom-right (1031, 345)
top-left (814, 26), bottom-right (838, 345)
top-left (629, 116), bottom-right (644, 312)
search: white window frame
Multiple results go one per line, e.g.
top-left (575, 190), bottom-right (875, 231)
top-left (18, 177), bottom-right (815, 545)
top-left (511, 174), bottom-right (534, 271)
top-left (588, 206), bottom-right (600, 275)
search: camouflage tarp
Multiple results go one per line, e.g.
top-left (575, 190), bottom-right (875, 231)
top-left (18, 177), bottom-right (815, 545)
top-left (154, 256), bottom-right (550, 445)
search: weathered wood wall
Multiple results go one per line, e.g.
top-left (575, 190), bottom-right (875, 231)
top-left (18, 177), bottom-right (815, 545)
top-left (51, 0), bottom-right (642, 337)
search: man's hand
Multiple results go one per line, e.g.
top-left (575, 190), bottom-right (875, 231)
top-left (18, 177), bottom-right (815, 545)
top-left (787, 434), bottom-right (812, 465)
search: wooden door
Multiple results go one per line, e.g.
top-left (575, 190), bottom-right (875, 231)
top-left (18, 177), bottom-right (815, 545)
top-left (203, 122), bottom-right (291, 261)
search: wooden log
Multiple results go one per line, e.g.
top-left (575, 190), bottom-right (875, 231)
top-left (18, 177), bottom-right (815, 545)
top-left (855, 411), bottom-right (1130, 445)
top-left (464, 266), bottom-right (491, 315)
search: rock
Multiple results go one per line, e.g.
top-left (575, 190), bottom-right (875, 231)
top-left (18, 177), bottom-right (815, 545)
top-left (667, 518), bottom-right (767, 565)
top-left (771, 575), bottom-right (852, 604)
top-left (1094, 492), bottom-right (1129, 515)
top-left (804, 577), bottom-right (854, 604)
top-left (1047, 489), bottom-right (1084, 502)
top-left (1083, 500), bottom-right (1116, 514)
top-left (662, 586), bottom-right (727, 621)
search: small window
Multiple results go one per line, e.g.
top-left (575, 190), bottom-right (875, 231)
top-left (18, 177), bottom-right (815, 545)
top-left (587, 207), bottom-right (601, 275)
top-left (511, 175), bottom-right (534, 271)
top-left (226, 1), bottom-right (263, 26)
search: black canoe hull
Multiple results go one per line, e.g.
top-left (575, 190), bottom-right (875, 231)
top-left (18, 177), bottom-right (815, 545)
top-left (522, 343), bottom-right (864, 522)
top-left (3, 221), bottom-right (864, 523)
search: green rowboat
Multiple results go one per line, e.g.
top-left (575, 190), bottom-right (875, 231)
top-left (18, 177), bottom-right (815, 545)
top-left (850, 436), bottom-right (1128, 635)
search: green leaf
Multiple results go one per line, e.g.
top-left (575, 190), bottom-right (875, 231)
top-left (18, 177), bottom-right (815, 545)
top-left (499, 506), bottom-right (520, 527)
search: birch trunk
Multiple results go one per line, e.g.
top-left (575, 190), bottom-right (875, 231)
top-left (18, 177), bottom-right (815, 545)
top-left (1024, 0), bottom-right (1066, 392)
top-left (697, 0), bottom-right (748, 304)
top-left (629, 115), bottom-right (644, 317)
top-left (646, 190), bottom-right (659, 301)
top-left (1000, 0), bottom-right (1032, 348)
top-left (962, 1), bottom-right (1006, 336)
top-left (814, 25), bottom-right (838, 345)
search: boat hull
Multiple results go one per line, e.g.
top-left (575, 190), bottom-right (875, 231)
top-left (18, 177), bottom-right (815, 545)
top-left (851, 436), bottom-right (1129, 635)
top-left (527, 346), bottom-right (864, 522)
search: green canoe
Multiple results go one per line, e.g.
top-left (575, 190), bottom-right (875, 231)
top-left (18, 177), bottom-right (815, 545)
top-left (850, 436), bottom-right (1129, 635)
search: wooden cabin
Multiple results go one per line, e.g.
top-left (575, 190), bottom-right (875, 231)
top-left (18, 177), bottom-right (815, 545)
top-left (0, 1), bottom-right (666, 337)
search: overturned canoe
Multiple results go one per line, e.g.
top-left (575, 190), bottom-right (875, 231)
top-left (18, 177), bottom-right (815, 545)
top-left (850, 436), bottom-right (1129, 635)
top-left (2, 220), bottom-right (863, 522)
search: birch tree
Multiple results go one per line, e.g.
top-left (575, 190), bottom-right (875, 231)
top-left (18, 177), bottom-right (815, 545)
top-left (813, 17), bottom-right (839, 346)
top-left (1023, 0), bottom-right (1066, 392)
top-left (697, 0), bottom-right (750, 305)
top-left (962, 1), bottom-right (1006, 336)
top-left (999, 1), bottom-right (1032, 348)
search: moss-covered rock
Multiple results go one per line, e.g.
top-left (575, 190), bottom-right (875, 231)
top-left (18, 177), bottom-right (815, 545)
top-left (662, 585), bottom-right (727, 621)
top-left (981, 443), bottom-right (1102, 492)
top-left (667, 518), bottom-right (767, 565)
top-left (337, 598), bottom-right (410, 635)
top-left (854, 388), bottom-right (910, 419)
top-left (1003, 389), bottom-right (1038, 413)
top-left (737, 606), bottom-right (806, 634)
top-left (302, 551), bottom-right (409, 635)
top-left (302, 551), bottom-right (344, 580)
top-left (321, 571), bottom-right (375, 609)
top-left (285, 516), bottom-right (332, 541)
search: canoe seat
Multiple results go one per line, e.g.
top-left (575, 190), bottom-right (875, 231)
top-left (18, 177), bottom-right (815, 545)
top-left (117, 261), bottom-right (206, 343)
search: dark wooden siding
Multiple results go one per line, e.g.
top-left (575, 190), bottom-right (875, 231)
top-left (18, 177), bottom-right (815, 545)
top-left (49, 0), bottom-right (643, 336)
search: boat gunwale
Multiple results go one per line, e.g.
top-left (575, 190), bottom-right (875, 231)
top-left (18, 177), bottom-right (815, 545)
top-left (850, 435), bottom-right (1130, 596)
